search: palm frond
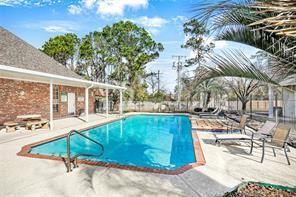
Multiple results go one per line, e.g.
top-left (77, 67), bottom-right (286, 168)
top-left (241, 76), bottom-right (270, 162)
top-left (216, 26), bottom-right (296, 77)
top-left (249, 0), bottom-right (296, 37)
top-left (194, 50), bottom-right (279, 85)
top-left (192, 0), bottom-right (296, 82)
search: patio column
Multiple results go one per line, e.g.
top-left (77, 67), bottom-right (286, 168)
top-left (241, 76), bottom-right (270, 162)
top-left (85, 87), bottom-right (89, 122)
top-left (106, 88), bottom-right (109, 116)
top-left (120, 89), bottom-right (123, 115)
top-left (49, 80), bottom-right (53, 130)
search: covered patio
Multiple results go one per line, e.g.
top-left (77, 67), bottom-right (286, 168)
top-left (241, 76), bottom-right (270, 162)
top-left (0, 64), bottom-right (126, 130)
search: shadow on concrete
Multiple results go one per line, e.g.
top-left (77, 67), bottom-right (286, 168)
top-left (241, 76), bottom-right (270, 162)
top-left (178, 168), bottom-right (239, 197)
top-left (74, 165), bottom-right (239, 197)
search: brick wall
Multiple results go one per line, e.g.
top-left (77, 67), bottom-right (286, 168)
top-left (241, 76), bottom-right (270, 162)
top-left (57, 85), bottom-right (95, 119)
top-left (0, 78), bottom-right (50, 124)
top-left (0, 78), bottom-right (95, 125)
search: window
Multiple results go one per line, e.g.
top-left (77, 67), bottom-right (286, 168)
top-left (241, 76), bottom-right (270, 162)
top-left (53, 85), bottom-right (59, 112)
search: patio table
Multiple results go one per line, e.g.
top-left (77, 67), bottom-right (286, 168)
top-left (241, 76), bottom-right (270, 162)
top-left (17, 114), bottom-right (41, 121)
top-left (16, 114), bottom-right (48, 131)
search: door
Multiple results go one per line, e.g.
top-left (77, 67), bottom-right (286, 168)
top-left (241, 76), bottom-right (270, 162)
top-left (68, 93), bottom-right (76, 115)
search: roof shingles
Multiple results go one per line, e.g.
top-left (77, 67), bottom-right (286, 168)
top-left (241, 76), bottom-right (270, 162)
top-left (0, 27), bottom-right (83, 79)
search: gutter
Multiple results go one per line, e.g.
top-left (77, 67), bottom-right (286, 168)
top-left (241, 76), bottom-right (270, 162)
top-left (0, 64), bottom-right (126, 90)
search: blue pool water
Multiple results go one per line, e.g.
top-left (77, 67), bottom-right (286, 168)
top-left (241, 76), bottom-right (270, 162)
top-left (30, 115), bottom-right (196, 170)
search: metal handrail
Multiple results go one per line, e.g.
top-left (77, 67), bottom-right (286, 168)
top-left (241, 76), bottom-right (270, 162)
top-left (66, 129), bottom-right (104, 172)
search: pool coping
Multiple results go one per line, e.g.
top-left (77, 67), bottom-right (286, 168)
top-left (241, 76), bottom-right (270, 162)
top-left (17, 114), bottom-right (206, 175)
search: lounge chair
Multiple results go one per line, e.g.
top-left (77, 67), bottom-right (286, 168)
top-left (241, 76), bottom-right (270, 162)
top-left (259, 126), bottom-right (291, 165)
top-left (199, 108), bottom-right (223, 119)
top-left (194, 107), bottom-right (219, 116)
top-left (214, 120), bottom-right (277, 153)
top-left (226, 115), bottom-right (249, 134)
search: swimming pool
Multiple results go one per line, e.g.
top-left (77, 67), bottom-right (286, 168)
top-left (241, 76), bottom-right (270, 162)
top-left (20, 114), bottom-right (204, 174)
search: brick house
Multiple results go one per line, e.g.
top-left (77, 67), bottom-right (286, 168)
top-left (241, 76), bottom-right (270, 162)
top-left (0, 27), bottom-right (125, 129)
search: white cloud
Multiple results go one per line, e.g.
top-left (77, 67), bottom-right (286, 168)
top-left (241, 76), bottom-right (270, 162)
top-left (82, 0), bottom-right (96, 9)
top-left (0, 0), bottom-right (23, 6)
top-left (172, 15), bottom-right (188, 31)
top-left (172, 15), bottom-right (188, 24)
top-left (23, 20), bottom-right (80, 33)
top-left (126, 16), bottom-right (169, 35)
top-left (134, 16), bottom-right (169, 28)
top-left (42, 25), bottom-right (73, 33)
top-left (0, 0), bottom-right (59, 7)
top-left (68, 5), bottom-right (82, 15)
top-left (146, 28), bottom-right (160, 35)
top-left (80, 0), bottom-right (148, 16)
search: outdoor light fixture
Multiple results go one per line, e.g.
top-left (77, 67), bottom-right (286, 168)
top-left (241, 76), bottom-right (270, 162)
top-left (19, 90), bottom-right (25, 96)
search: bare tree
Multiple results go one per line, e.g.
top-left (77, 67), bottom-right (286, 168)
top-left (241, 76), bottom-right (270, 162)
top-left (227, 78), bottom-right (261, 112)
top-left (145, 72), bottom-right (158, 94)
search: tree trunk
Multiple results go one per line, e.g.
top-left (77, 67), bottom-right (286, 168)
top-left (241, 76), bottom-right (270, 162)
top-left (202, 91), bottom-right (211, 111)
top-left (242, 101), bottom-right (248, 113)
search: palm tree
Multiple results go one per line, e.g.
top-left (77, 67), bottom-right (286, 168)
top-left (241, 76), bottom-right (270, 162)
top-left (182, 68), bottom-right (226, 111)
top-left (191, 0), bottom-right (296, 84)
top-left (198, 79), bottom-right (226, 111)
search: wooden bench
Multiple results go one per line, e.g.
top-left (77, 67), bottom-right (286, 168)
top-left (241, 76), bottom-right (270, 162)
top-left (3, 121), bottom-right (19, 133)
top-left (25, 119), bottom-right (49, 131)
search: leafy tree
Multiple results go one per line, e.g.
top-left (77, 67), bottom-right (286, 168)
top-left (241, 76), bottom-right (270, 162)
top-left (150, 90), bottom-right (166, 104)
top-left (131, 83), bottom-right (149, 111)
top-left (77, 31), bottom-right (114, 82)
top-left (41, 21), bottom-right (163, 111)
top-left (182, 19), bottom-right (214, 67)
top-left (41, 33), bottom-right (80, 70)
top-left (104, 21), bottom-right (164, 105)
top-left (106, 21), bottom-right (164, 86)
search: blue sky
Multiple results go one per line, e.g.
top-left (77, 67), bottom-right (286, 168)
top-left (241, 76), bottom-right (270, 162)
top-left (0, 0), bottom-right (258, 92)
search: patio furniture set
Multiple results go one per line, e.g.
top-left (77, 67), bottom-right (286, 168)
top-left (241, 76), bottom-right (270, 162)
top-left (3, 114), bottom-right (49, 132)
top-left (191, 112), bottom-right (293, 165)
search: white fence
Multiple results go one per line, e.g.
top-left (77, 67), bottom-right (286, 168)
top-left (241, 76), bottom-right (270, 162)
top-left (226, 100), bottom-right (282, 112)
top-left (123, 100), bottom-right (284, 113)
top-left (123, 101), bottom-right (201, 112)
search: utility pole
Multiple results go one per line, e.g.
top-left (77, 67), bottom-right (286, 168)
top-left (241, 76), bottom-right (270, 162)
top-left (172, 55), bottom-right (186, 110)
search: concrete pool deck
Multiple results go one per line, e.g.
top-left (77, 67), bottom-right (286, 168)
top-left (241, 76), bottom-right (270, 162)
top-left (0, 113), bottom-right (295, 196)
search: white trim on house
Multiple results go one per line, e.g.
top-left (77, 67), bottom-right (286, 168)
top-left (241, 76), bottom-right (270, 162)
top-left (0, 64), bottom-right (126, 90)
